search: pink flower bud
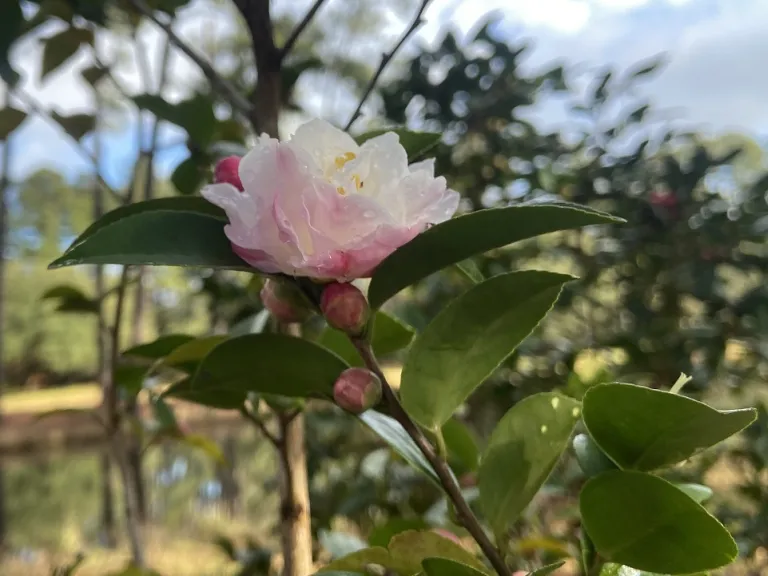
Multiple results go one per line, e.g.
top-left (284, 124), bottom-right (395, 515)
top-left (214, 156), bottom-right (243, 191)
top-left (333, 368), bottom-right (381, 414)
top-left (260, 279), bottom-right (312, 324)
top-left (320, 282), bottom-right (370, 336)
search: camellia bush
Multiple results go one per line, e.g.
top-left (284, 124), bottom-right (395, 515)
top-left (50, 118), bottom-right (757, 576)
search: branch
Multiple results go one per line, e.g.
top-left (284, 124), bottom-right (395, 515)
top-left (240, 406), bottom-right (280, 447)
top-left (127, 0), bottom-right (253, 118)
top-left (14, 88), bottom-right (124, 205)
top-left (352, 338), bottom-right (512, 576)
top-left (344, 0), bottom-right (432, 131)
top-left (280, 0), bottom-right (328, 61)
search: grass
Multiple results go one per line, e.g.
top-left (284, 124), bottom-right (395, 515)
top-left (1, 383), bottom-right (101, 415)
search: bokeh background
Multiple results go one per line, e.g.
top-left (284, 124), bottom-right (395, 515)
top-left (1, 0), bottom-right (767, 574)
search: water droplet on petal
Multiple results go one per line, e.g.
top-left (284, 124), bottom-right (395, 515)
top-left (551, 397), bottom-right (560, 409)
top-left (363, 211), bottom-right (375, 218)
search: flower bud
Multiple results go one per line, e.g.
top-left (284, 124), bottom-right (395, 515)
top-left (320, 282), bottom-right (370, 336)
top-left (214, 155), bottom-right (243, 191)
top-left (260, 279), bottom-right (313, 324)
top-left (333, 368), bottom-right (382, 414)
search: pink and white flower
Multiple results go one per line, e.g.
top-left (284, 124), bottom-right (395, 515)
top-left (202, 119), bottom-right (459, 280)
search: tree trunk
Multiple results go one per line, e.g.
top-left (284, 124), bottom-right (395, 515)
top-left (0, 91), bottom-right (12, 553)
top-left (278, 412), bottom-right (313, 576)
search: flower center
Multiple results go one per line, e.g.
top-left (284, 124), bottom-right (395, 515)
top-left (333, 152), bottom-right (364, 196)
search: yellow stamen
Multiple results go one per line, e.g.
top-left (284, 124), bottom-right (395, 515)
top-left (336, 186), bottom-right (346, 196)
top-left (353, 174), bottom-right (363, 190)
top-left (334, 151), bottom-right (356, 170)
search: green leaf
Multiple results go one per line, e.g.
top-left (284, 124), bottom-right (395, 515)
top-left (599, 564), bottom-right (706, 576)
top-left (149, 393), bottom-right (177, 431)
top-left (123, 334), bottom-right (195, 360)
top-left (162, 335), bottom-right (229, 369)
top-left (368, 203), bottom-right (622, 308)
top-left (321, 531), bottom-right (488, 575)
top-left (51, 112), bottom-right (95, 141)
top-left (0, 107), bottom-right (27, 140)
top-left (455, 260), bottom-right (483, 284)
top-left (580, 470), bottom-right (737, 574)
top-left (358, 411), bottom-right (439, 485)
top-left (41, 284), bottom-right (98, 313)
top-left (48, 197), bottom-right (249, 270)
top-left (441, 418), bottom-right (479, 474)
top-left (355, 129), bottom-right (441, 162)
top-left (133, 93), bottom-right (216, 146)
top-left (530, 561), bottom-right (566, 576)
top-left (582, 383), bottom-right (757, 471)
top-left (422, 558), bottom-right (488, 576)
top-left (317, 311), bottom-right (415, 366)
top-left (368, 518), bottom-right (431, 548)
top-left (114, 364), bottom-right (148, 396)
top-left (165, 334), bottom-right (347, 409)
top-left (401, 271), bottom-right (573, 429)
top-left (573, 433), bottom-right (617, 477)
top-left (319, 547), bottom-right (390, 573)
top-left (41, 27), bottom-right (93, 80)
top-left (171, 154), bottom-right (207, 196)
top-left (675, 483), bottom-right (713, 504)
top-left (478, 392), bottom-right (581, 534)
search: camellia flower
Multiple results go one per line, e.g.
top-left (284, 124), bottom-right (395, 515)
top-left (202, 119), bottom-right (459, 280)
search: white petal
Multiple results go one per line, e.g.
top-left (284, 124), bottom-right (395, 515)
top-left (290, 118), bottom-right (358, 173)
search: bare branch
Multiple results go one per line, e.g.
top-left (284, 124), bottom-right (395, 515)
top-left (345, 0), bottom-right (432, 131)
top-left (13, 88), bottom-right (124, 205)
top-left (280, 0), bottom-right (328, 61)
top-left (127, 0), bottom-right (253, 118)
top-left (240, 406), bottom-right (281, 446)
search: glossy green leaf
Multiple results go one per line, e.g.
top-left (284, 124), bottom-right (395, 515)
top-left (52, 111), bottom-right (94, 141)
top-left (599, 563), bottom-right (706, 576)
top-left (317, 311), bottom-right (415, 366)
top-left (530, 561), bottom-right (566, 576)
top-left (355, 129), bottom-right (441, 162)
top-left (0, 107), bottom-right (27, 139)
top-left (165, 334), bottom-right (347, 409)
top-left (162, 335), bottom-right (229, 369)
top-left (441, 418), bottom-right (480, 474)
top-left (401, 271), bottom-right (573, 429)
top-left (582, 383), bottom-right (757, 471)
top-left (368, 203), bottom-right (622, 308)
top-left (358, 411), bottom-right (439, 485)
top-left (123, 334), bottom-right (195, 360)
top-left (0, 2), bottom-right (23, 86)
top-left (321, 530), bottom-right (487, 575)
top-left (422, 558), bottom-right (488, 576)
top-left (368, 518), bottom-right (431, 548)
top-left (114, 364), bottom-right (148, 396)
top-left (48, 197), bottom-right (248, 270)
top-left (478, 392), bottom-right (581, 534)
top-left (675, 483), bottom-right (713, 504)
top-left (573, 433), bottom-right (617, 477)
top-left (581, 471), bottom-right (736, 574)
top-left (41, 27), bottom-right (93, 80)
top-left (133, 93), bottom-right (215, 146)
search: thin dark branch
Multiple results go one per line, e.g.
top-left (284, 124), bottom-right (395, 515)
top-left (127, 0), bottom-right (253, 117)
top-left (352, 338), bottom-right (512, 576)
top-left (344, 0), bottom-right (432, 131)
top-left (14, 88), bottom-right (124, 205)
top-left (241, 406), bottom-right (281, 447)
top-left (91, 53), bottom-right (132, 99)
top-left (280, 0), bottom-right (328, 61)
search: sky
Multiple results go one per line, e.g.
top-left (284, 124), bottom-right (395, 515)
top-left (3, 0), bottom-right (767, 187)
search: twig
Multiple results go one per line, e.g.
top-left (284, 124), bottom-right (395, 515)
top-left (127, 0), bottom-right (253, 118)
top-left (240, 406), bottom-right (280, 447)
top-left (352, 338), bottom-right (512, 576)
top-left (344, 0), bottom-right (432, 131)
top-left (13, 88), bottom-right (124, 205)
top-left (280, 0), bottom-right (328, 61)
